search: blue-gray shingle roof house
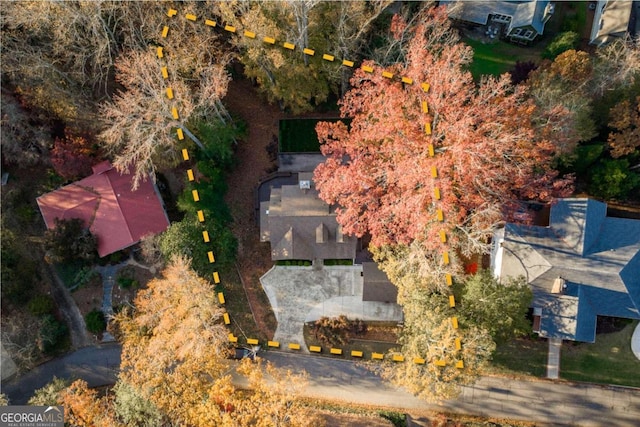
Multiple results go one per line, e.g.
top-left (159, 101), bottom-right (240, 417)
top-left (443, 0), bottom-right (555, 44)
top-left (491, 198), bottom-right (640, 342)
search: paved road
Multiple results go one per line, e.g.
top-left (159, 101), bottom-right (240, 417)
top-left (261, 352), bottom-right (640, 427)
top-left (1, 344), bottom-right (121, 404)
top-left (3, 345), bottom-right (640, 426)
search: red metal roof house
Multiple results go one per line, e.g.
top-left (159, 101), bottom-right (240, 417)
top-left (37, 161), bottom-right (170, 257)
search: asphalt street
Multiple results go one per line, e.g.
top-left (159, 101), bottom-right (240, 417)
top-left (2, 345), bottom-right (640, 426)
top-left (262, 351), bottom-right (640, 427)
top-left (1, 344), bottom-right (121, 404)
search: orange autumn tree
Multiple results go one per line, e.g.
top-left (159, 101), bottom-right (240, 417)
top-left (115, 255), bottom-right (233, 426)
top-left (59, 380), bottom-right (120, 427)
top-left (314, 6), bottom-right (573, 257)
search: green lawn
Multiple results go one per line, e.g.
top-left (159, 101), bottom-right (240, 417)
top-left (488, 321), bottom-right (640, 388)
top-left (489, 337), bottom-right (548, 378)
top-left (561, 320), bottom-right (640, 387)
top-left (278, 118), bottom-right (348, 153)
top-left (463, 37), bottom-right (545, 80)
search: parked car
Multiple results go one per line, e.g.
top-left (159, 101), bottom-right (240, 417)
top-left (230, 346), bottom-right (261, 360)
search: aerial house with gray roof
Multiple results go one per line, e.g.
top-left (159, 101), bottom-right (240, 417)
top-left (443, 0), bottom-right (555, 44)
top-left (260, 172), bottom-right (358, 265)
top-left (491, 198), bottom-right (640, 343)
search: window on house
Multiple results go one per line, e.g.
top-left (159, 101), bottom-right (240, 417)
top-left (524, 30), bottom-right (534, 39)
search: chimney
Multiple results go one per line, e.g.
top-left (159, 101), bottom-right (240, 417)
top-left (316, 224), bottom-right (327, 243)
top-left (336, 224), bottom-right (344, 243)
top-left (551, 277), bottom-right (565, 294)
top-left (299, 179), bottom-right (311, 194)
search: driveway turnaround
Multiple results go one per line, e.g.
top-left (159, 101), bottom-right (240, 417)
top-left (261, 265), bottom-right (402, 351)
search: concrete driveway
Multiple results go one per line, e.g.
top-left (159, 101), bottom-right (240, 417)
top-left (260, 265), bottom-right (403, 352)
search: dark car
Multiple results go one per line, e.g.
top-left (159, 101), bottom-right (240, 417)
top-left (230, 346), bottom-right (260, 360)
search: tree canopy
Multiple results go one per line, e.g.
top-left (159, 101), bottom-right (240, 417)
top-left (456, 271), bottom-right (532, 345)
top-left (115, 255), bottom-right (230, 425)
top-left (378, 284), bottom-right (495, 402)
top-left (44, 218), bottom-right (97, 264)
top-left (29, 257), bottom-right (316, 426)
top-left (314, 7), bottom-right (573, 258)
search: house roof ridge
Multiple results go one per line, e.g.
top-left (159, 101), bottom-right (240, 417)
top-left (103, 169), bottom-right (135, 245)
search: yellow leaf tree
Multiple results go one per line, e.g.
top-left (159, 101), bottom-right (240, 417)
top-left (115, 255), bottom-right (232, 425)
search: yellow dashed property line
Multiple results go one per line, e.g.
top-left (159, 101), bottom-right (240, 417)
top-left (186, 14), bottom-right (426, 88)
top-left (158, 15), bottom-right (222, 296)
top-left (172, 8), bottom-right (465, 366)
top-left (416, 81), bottom-right (464, 370)
top-left (162, 9), bottom-right (228, 334)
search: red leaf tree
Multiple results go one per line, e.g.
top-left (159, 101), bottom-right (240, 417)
top-left (50, 129), bottom-right (97, 180)
top-left (314, 7), bottom-right (573, 255)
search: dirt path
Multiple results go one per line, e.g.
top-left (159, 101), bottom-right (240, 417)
top-left (223, 76), bottom-right (283, 338)
top-left (42, 263), bottom-right (92, 349)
